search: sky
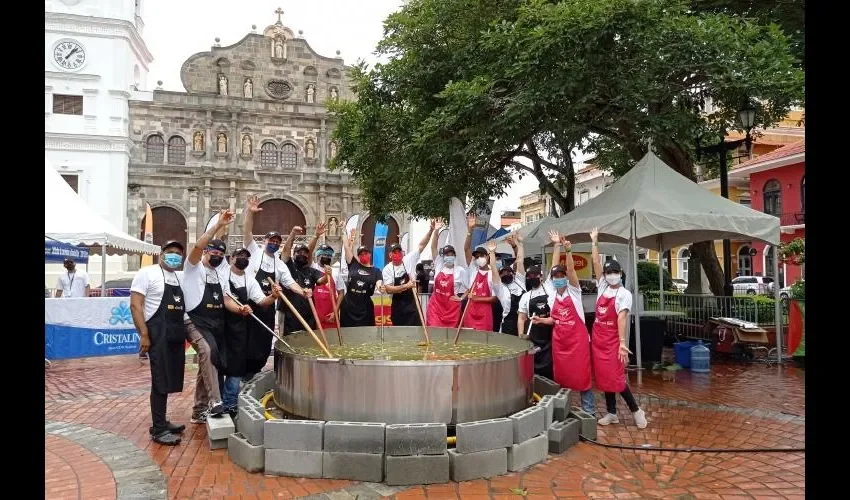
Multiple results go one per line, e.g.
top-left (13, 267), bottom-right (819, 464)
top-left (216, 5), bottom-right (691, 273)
top-left (144, 0), bottom-right (541, 213)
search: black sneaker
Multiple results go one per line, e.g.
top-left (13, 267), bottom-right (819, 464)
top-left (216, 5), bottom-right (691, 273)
top-left (151, 430), bottom-right (181, 446)
top-left (208, 401), bottom-right (226, 418)
top-left (190, 411), bottom-right (207, 424)
top-left (165, 421), bottom-right (186, 434)
top-left (226, 407), bottom-right (238, 419)
top-left (139, 353), bottom-right (149, 360)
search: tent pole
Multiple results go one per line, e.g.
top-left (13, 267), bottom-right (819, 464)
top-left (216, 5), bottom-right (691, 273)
top-left (773, 245), bottom-right (783, 364)
top-left (657, 237), bottom-right (664, 311)
top-left (630, 210), bottom-right (643, 385)
top-left (101, 243), bottom-right (107, 297)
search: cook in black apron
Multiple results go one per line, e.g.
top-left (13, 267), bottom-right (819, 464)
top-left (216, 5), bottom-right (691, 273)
top-left (340, 253), bottom-right (381, 327)
top-left (222, 269), bottom-right (250, 412)
top-left (281, 251), bottom-right (322, 335)
top-left (526, 292), bottom-right (554, 379)
top-left (388, 264), bottom-right (420, 326)
top-left (246, 249), bottom-right (278, 378)
top-left (498, 266), bottom-right (525, 335)
top-left (186, 269), bottom-right (226, 372)
top-left (146, 266), bottom-right (187, 445)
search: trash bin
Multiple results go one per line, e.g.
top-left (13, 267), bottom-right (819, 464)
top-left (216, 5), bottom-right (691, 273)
top-left (628, 316), bottom-right (665, 368)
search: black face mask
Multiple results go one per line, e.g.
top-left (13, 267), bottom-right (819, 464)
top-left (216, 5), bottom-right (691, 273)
top-left (294, 255), bottom-right (309, 267)
top-left (526, 277), bottom-right (541, 289)
top-left (234, 258), bottom-right (250, 270)
top-left (500, 274), bottom-right (514, 285)
top-left (208, 255), bottom-right (224, 267)
top-left (64, 264), bottom-right (75, 272)
top-left (319, 256), bottom-right (332, 266)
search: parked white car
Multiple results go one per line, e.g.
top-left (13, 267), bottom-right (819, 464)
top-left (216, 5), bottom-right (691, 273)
top-left (779, 286), bottom-right (791, 300)
top-left (671, 278), bottom-right (688, 293)
top-left (731, 275), bottom-right (775, 295)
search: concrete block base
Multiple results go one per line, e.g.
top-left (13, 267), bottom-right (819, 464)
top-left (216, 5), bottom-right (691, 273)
top-left (322, 451), bottom-right (384, 482)
top-left (569, 407), bottom-right (598, 440)
top-left (548, 417), bottom-right (581, 454)
top-left (385, 453), bottom-right (450, 486)
top-left (448, 448), bottom-right (507, 482)
top-left (227, 433), bottom-right (264, 473)
top-left (208, 435), bottom-right (227, 450)
top-left (455, 418), bottom-right (512, 454)
top-left (508, 433), bottom-right (548, 472)
top-left (265, 449), bottom-right (323, 478)
top-left (207, 414), bottom-right (236, 441)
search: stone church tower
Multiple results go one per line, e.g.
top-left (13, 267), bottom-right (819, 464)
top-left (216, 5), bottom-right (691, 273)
top-left (126, 9), bottom-right (408, 268)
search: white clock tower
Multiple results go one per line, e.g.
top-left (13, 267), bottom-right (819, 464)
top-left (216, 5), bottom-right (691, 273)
top-left (45, 0), bottom-right (154, 284)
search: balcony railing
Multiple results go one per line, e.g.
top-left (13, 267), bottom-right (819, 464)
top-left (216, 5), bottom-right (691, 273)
top-left (769, 211), bottom-right (804, 226)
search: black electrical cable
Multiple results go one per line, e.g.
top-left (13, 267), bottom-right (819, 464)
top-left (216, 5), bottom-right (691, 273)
top-left (580, 436), bottom-right (804, 453)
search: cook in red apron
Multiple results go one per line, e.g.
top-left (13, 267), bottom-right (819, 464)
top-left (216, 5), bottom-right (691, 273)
top-left (550, 286), bottom-right (592, 392)
top-left (426, 245), bottom-right (464, 327)
top-left (462, 246), bottom-right (500, 331)
top-left (314, 268), bottom-right (341, 330)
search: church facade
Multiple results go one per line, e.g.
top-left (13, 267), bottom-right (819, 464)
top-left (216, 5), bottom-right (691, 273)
top-left (126, 13), bottom-right (408, 267)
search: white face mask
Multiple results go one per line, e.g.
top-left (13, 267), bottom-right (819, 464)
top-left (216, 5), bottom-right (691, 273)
top-left (443, 255), bottom-right (456, 267)
top-left (475, 257), bottom-right (488, 267)
top-left (605, 273), bottom-right (622, 286)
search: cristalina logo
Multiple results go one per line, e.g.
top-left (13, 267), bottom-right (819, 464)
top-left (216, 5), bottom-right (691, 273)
top-left (558, 254), bottom-right (589, 270)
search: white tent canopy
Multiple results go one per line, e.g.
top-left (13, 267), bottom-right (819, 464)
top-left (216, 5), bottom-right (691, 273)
top-left (45, 160), bottom-right (159, 256)
top-left (549, 152), bottom-right (780, 249)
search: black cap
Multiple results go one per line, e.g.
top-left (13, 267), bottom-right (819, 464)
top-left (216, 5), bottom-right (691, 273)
top-left (265, 231), bottom-right (282, 242)
top-left (441, 244), bottom-right (456, 255)
top-left (63, 257), bottom-right (75, 264)
top-left (293, 243), bottom-right (309, 254)
top-left (232, 247), bottom-right (251, 257)
top-left (161, 240), bottom-right (185, 253)
top-left (389, 243), bottom-right (403, 253)
top-left (317, 244), bottom-right (334, 254)
top-left (526, 265), bottom-right (542, 276)
top-left (472, 245), bottom-right (488, 256)
top-left (603, 260), bottom-right (623, 274)
top-left (550, 265), bottom-right (567, 276)
top-left (356, 245), bottom-right (371, 255)
top-left (207, 239), bottom-right (227, 253)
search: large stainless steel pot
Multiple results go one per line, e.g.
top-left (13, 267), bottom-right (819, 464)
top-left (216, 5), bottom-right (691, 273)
top-left (273, 326), bottom-right (534, 424)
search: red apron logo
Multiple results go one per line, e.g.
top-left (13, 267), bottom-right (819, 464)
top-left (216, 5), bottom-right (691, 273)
top-left (597, 306), bottom-right (608, 315)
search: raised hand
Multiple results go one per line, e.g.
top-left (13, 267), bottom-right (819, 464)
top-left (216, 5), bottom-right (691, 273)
top-left (315, 222), bottom-right (327, 236)
top-left (561, 238), bottom-right (572, 252)
top-left (590, 227), bottom-right (599, 243)
top-left (467, 215), bottom-right (476, 230)
top-left (291, 226), bottom-right (304, 235)
top-left (347, 229), bottom-right (358, 245)
top-left (246, 195), bottom-right (262, 213)
top-left (434, 217), bottom-right (445, 230)
top-left (218, 209), bottom-right (235, 226)
top-left (548, 229), bottom-right (560, 244)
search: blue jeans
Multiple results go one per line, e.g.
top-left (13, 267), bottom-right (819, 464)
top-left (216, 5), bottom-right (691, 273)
top-left (580, 390), bottom-right (596, 415)
top-left (221, 375), bottom-right (241, 410)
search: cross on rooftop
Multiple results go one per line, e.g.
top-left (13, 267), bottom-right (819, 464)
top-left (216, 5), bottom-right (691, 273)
top-left (275, 7), bottom-right (284, 24)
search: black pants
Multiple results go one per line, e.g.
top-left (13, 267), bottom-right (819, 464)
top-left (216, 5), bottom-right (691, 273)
top-left (605, 386), bottom-right (639, 415)
top-left (150, 392), bottom-right (168, 433)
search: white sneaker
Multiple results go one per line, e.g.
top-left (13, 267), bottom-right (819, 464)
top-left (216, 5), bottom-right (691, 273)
top-left (598, 413), bottom-right (619, 426)
top-left (633, 408), bottom-right (648, 429)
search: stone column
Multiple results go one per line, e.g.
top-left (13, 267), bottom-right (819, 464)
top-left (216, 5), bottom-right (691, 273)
top-left (318, 184), bottom-right (327, 244)
top-left (230, 114), bottom-right (238, 167)
top-left (126, 184), bottom-right (143, 271)
top-left (319, 118), bottom-right (327, 170)
top-left (202, 181), bottom-right (212, 238)
top-left (188, 187), bottom-right (199, 246)
top-left (205, 113), bottom-right (214, 159)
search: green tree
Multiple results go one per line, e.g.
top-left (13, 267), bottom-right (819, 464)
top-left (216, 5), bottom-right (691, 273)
top-left (330, 0), bottom-right (804, 295)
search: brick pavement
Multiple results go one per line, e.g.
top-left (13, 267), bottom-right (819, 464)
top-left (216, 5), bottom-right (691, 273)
top-left (45, 356), bottom-right (805, 499)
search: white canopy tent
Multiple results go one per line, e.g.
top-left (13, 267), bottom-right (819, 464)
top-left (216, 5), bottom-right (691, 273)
top-left (45, 160), bottom-right (160, 295)
top-left (549, 151), bottom-right (783, 372)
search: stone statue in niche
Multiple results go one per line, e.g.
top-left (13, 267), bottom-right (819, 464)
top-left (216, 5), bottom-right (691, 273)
top-left (329, 87), bottom-right (338, 100)
top-left (329, 141), bottom-right (337, 159)
top-left (273, 37), bottom-right (285, 59)
top-left (243, 78), bottom-right (253, 98)
top-left (306, 84), bottom-right (315, 103)
top-left (327, 216), bottom-right (340, 238)
top-left (193, 131), bottom-right (204, 151)
top-left (217, 133), bottom-right (227, 153)
top-left (241, 135), bottom-right (252, 155)
top-left (218, 75), bottom-right (228, 96)
top-left (305, 139), bottom-right (315, 159)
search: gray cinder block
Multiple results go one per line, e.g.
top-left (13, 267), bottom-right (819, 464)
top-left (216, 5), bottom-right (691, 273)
top-left (264, 419), bottom-right (324, 451)
top-left (385, 423), bottom-right (447, 456)
top-left (537, 395), bottom-right (554, 430)
top-left (509, 406), bottom-right (545, 444)
top-left (455, 418), bottom-right (512, 454)
top-left (208, 435), bottom-right (227, 450)
top-left (569, 407), bottom-right (597, 440)
top-left (384, 453), bottom-right (449, 486)
top-left (253, 370), bottom-right (276, 396)
top-left (323, 421), bottom-right (386, 454)
top-left (227, 433), bottom-right (265, 473)
top-left (508, 432), bottom-right (549, 472)
top-left (533, 374), bottom-right (561, 396)
top-left (448, 448), bottom-right (507, 482)
top-left (548, 418), bottom-right (581, 454)
top-left (238, 393), bottom-right (261, 410)
top-left (239, 381), bottom-right (256, 396)
top-left (552, 388), bottom-right (571, 421)
top-left (322, 452), bottom-right (383, 482)
top-left (265, 449), bottom-right (323, 478)
top-left (207, 414), bottom-right (235, 441)
top-left (236, 406), bottom-right (266, 446)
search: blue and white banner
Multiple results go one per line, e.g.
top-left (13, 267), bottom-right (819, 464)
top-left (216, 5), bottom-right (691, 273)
top-left (373, 222), bottom-right (389, 269)
top-left (470, 199), bottom-right (497, 250)
top-left (45, 298), bottom-right (140, 360)
top-left (45, 240), bottom-right (89, 264)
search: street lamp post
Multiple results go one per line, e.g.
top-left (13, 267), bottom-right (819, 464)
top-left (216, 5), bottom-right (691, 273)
top-left (696, 100), bottom-right (756, 297)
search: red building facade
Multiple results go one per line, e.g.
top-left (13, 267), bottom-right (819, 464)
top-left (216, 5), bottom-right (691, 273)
top-left (729, 140), bottom-right (805, 288)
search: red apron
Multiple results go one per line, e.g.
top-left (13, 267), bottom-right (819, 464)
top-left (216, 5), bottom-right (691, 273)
top-left (551, 294), bottom-right (592, 391)
top-left (591, 290), bottom-right (626, 393)
top-left (463, 271), bottom-right (494, 331)
top-left (313, 271), bottom-right (338, 330)
top-left (426, 269), bottom-right (461, 327)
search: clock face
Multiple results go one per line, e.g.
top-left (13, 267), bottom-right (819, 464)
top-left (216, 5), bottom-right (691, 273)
top-left (52, 40), bottom-right (86, 71)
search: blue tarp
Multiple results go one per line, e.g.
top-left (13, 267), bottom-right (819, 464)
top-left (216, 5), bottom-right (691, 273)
top-left (45, 239), bottom-right (89, 264)
top-left (488, 228), bottom-right (510, 240)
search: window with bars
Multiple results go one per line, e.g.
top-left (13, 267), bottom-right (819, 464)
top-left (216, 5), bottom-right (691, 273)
top-left (53, 94), bottom-right (83, 115)
top-left (763, 179), bottom-right (782, 216)
top-left (260, 142), bottom-right (278, 169)
top-left (281, 143), bottom-right (297, 169)
top-left (146, 135), bottom-right (165, 163)
top-left (167, 136), bottom-right (186, 165)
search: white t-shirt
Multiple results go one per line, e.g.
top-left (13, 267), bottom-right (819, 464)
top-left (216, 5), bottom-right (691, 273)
top-left (55, 270), bottom-right (89, 297)
top-left (596, 279), bottom-right (633, 314)
top-left (382, 250), bottom-right (421, 287)
top-left (221, 268), bottom-right (268, 304)
top-left (246, 239), bottom-right (296, 287)
top-left (182, 259), bottom-right (227, 313)
top-left (433, 256), bottom-right (469, 295)
top-left (497, 273), bottom-right (528, 319)
top-left (130, 265), bottom-right (184, 322)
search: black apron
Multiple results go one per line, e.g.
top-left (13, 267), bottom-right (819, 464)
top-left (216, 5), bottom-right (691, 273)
top-left (223, 272), bottom-right (250, 377)
top-left (500, 283), bottom-right (525, 335)
top-left (527, 291), bottom-right (554, 380)
top-left (340, 264), bottom-right (379, 327)
top-left (146, 268), bottom-right (186, 394)
top-left (281, 264), bottom-right (318, 335)
top-left (247, 255), bottom-right (277, 373)
top-left (186, 268), bottom-right (226, 371)
top-left (389, 264), bottom-right (420, 326)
